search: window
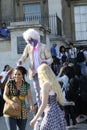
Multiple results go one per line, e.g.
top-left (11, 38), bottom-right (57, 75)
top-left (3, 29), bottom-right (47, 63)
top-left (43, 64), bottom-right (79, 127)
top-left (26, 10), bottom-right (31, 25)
top-left (17, 37), bottom-right (26, 54)
top-left (74, 5), bottom-right (87, 40)
top-left (40, 35), bottom-right (46, 44)
top-left (23, 3), bottom-right (41, 21)
top-left (17, 35), bottom-right (46, 54)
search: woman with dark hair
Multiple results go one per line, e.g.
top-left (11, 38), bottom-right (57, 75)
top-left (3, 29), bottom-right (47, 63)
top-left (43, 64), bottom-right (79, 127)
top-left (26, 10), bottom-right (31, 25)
top-left (3, 66), bottom-right (34, 130)
top-left (57, 66), bottom-right (74, 91)
top-left (57, 66), bottom-right (77, 128)
top-left (58, 46), bottom-right (68, 65)
top-left (68, 42), bottom-right (77, 64)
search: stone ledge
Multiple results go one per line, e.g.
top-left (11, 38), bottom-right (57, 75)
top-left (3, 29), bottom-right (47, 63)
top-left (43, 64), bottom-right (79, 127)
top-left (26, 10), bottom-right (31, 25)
top-left (0, 37), bottom-right (10, 41)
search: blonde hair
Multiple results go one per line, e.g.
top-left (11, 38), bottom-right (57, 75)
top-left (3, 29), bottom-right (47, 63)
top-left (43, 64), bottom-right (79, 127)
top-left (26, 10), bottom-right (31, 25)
top-left (37, 64), bottom-right (64, 106)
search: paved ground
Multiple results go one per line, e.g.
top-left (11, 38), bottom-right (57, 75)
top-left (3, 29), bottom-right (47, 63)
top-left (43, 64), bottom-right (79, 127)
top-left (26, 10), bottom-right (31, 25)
top-left (0, 110), bottom-right (33, 130)
top-left (0, 115), bottom-right (87, 130)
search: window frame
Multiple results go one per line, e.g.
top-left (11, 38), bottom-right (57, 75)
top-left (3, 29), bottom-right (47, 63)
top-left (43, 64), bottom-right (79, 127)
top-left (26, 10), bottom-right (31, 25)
top-left (74, 5), bottom-right (87, 41)
top-left (23, 3), bottom-right (41, 21)
top-left (19, 0), bottom-right (41, 20)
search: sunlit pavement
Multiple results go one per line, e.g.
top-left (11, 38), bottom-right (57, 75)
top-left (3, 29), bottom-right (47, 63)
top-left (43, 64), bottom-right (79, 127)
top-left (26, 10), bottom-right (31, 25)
top-left (0, 110), bottom-right (33, 130)
top-left (0, 115), bottom-right (87, 130)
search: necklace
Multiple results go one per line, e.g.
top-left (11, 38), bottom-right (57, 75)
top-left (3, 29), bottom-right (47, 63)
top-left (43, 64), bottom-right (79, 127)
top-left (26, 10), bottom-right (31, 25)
top-left (16, 82), bottom-right (22, 90)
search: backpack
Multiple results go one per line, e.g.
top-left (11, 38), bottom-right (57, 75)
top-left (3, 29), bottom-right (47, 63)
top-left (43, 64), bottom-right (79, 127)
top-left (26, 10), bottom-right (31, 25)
top-left (65, 76), bottom-right (87, 102)
top-left (77, 51), bottom-right (85, 63)
top-left (65, 77), bottom-right (80, 101)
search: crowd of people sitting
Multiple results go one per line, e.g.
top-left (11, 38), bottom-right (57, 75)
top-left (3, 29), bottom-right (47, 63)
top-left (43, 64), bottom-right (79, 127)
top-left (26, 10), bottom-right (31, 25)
top-left (50, 42), bottom-right (87, 129)
top-left (50, 42), bottom-right (87, 76)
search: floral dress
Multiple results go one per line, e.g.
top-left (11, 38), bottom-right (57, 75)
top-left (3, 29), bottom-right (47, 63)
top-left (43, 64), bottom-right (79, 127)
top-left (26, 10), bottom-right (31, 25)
top-left (40, 91), bottom-right (66, 130)
top-left (6, 79), bottom-right (30, 119)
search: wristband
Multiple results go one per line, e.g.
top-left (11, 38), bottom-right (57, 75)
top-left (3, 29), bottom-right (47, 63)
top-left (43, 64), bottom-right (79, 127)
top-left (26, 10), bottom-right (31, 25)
top-left (41, 61), bottom-right (47, 64)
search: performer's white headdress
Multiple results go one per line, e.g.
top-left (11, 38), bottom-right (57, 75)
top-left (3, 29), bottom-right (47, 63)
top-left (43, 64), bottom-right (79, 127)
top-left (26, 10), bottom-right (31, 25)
top-left (23, 28), bottom-right (40, 43)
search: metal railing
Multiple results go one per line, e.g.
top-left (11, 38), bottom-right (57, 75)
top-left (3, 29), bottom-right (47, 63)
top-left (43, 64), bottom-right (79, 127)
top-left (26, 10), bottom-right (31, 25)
top-left (0, 15), bottom-right (62, 36)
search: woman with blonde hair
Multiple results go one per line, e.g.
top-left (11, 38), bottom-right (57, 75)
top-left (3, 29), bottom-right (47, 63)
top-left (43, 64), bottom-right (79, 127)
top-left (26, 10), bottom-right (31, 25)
top-left (30, 64), bottom-right (66, 130)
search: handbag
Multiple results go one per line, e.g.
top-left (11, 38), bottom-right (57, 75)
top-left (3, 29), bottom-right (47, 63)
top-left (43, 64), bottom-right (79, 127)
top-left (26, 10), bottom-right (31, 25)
top-left (3, 96), bottom-right (21, 117)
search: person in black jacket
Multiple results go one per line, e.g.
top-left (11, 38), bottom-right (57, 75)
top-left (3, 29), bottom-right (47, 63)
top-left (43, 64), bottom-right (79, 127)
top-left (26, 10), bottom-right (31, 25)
top-left (76, 46), bottom-right (86, 76)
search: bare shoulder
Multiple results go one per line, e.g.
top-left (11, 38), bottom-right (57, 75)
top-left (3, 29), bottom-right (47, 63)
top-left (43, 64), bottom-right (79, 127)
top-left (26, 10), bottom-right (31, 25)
top-left (42, 82), bottom-right (51, 91)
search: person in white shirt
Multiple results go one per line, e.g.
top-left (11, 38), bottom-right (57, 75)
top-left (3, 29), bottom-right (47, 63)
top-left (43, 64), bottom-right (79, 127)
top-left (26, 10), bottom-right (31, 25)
top-left (58, 46), bottom-right (68, 66)
top-left (1, 65), bottom-right (11, 83)
top-left (68, 42), bottom-right (77, 64)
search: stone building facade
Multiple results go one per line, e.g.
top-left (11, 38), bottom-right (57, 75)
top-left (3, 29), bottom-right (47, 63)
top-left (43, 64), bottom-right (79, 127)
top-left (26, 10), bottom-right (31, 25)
top-left (0, 0), bottom-right (64, 72)
top-left (62, 0), bottom-right (87, 47)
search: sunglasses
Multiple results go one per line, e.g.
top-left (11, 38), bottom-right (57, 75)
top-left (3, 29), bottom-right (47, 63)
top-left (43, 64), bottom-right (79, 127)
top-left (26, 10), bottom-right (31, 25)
top-left (28, 38), bottom-right (38, 47)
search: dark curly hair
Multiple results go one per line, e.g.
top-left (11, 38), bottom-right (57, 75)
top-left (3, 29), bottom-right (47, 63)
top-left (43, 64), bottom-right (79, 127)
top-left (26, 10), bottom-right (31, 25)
top-left (14, 66), bottom-right (27, 80)
top-left (59, 46), bottom-right (66, 53)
